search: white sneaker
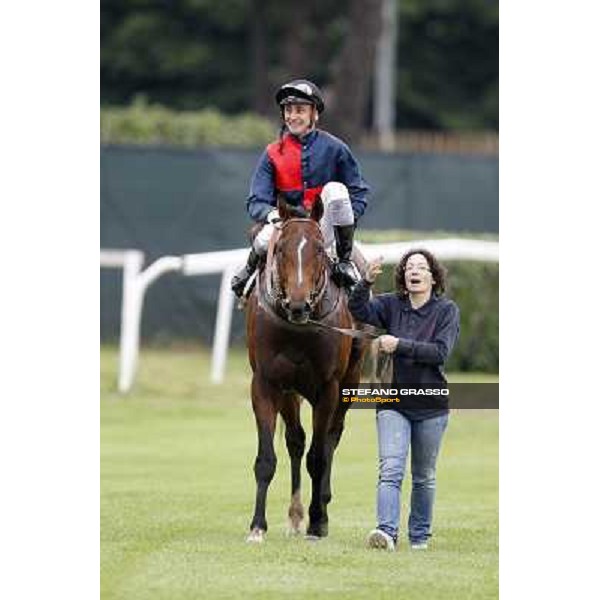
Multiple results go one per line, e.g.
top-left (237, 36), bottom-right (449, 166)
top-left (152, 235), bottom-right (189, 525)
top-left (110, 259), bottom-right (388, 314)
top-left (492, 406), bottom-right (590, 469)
top-left (410, 542), bottom-right (428, 550)
top-left (366, 529), bottom-right (395, 551)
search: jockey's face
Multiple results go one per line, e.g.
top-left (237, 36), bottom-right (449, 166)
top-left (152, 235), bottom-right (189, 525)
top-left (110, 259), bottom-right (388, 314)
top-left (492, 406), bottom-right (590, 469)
top-left (284, 103), bottom-right (316, 137)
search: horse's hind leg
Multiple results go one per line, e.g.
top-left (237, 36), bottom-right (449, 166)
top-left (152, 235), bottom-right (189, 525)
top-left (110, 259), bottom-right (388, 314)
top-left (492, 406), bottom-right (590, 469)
top-left (280, 393), bottom-right (306, 535)
top-left (248, 375), bottom-right (279, 542)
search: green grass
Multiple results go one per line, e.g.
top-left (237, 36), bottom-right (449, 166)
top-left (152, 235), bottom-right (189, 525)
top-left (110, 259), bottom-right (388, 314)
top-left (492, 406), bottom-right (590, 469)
top-left (357, 229), bottom-right (499, 244)
top-left (101, 346), bottom-right (498, 600)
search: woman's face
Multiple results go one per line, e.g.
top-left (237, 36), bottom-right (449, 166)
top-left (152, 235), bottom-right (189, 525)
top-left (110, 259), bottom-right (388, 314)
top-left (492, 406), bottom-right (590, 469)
top-left (404, 253), bottom-right (434, 295)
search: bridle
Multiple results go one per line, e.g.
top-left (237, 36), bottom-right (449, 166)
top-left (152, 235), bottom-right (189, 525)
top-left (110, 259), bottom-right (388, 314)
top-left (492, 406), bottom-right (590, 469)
top-left (259, 217), bottom-right (383, 340)
top-left (265, 218), bottom-right (328, 318)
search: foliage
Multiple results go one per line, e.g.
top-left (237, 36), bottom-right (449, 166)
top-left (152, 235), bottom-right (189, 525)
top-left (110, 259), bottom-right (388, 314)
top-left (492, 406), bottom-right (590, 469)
top-left (397, 0), bottom-right (499, 129)
top-left (101, 0), bottom-right (498, 131)
top-left (101, 96), bottom-right (276, 147)
top-left (357, 229), bottom-right (498, 243)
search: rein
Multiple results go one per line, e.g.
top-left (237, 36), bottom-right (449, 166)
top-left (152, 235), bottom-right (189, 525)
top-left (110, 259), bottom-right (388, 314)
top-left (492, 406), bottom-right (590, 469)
top-left (305, 318), bottom-right (383, 340)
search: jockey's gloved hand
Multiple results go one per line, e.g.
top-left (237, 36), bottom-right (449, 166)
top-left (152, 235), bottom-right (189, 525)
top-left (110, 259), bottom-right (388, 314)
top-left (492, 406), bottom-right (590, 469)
top-left (266, 209), bottom-right (282, 226)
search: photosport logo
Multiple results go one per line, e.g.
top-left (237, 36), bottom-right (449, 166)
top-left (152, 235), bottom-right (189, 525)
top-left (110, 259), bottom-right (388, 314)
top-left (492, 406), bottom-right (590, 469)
top-left (339, 384), bottom-right (499, 410)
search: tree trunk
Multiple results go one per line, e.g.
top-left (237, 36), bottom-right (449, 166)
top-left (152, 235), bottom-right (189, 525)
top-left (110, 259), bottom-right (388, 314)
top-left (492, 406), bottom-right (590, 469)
top-left (327, 0), bottom-right (383, 144)
top-left (249, 0), bottom-right (271, 115)
top-left (374, 0), bottom-right (398, 151)
top-left (282, 2), bottom-right (312, 77)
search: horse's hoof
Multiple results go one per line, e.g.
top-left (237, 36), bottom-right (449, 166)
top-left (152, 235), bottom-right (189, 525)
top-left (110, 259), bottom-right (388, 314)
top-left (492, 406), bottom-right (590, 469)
top-left (306, 523), bottom-right (328, 539)
top-left (286, 518), bottom-right (304, 537)
top-left (246, 527), bottom-right (265, 543)
top-left (304, 534), bottom-right (323, 542)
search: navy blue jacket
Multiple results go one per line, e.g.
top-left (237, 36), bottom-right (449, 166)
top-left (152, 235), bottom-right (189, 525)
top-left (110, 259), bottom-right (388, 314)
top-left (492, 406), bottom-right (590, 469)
top-left (246, 129), bottom-right (370, 223)
top-left (348, 280), bottom-right (460, 420)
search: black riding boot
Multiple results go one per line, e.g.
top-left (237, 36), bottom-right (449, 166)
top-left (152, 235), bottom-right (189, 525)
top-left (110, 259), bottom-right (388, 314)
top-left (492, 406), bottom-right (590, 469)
top-left (231, 248), bottom-right (260, 298)
top-left (333, 224), bottom-right (361, 291)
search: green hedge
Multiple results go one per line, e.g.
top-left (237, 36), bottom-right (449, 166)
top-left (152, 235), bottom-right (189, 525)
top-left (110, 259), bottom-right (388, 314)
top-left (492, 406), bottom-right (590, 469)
top-left (373, 261), bottom-right (498, 373)
top-left (101, 97), bottom-right (275, 148)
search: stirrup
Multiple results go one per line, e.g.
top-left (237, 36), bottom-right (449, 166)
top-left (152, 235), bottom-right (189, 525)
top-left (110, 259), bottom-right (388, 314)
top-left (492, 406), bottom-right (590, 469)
top-left (236, 270), bottom-right (258, 308)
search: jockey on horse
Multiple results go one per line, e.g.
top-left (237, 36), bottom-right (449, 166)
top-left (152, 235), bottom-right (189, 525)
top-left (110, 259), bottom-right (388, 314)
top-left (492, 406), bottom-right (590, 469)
top-left (231, 78), bottom-right (370, 298)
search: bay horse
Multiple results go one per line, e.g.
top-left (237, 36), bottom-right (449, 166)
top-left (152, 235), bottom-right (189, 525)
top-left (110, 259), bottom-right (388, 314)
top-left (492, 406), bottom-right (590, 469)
top-left (244, 196), bottom-right (368, 542)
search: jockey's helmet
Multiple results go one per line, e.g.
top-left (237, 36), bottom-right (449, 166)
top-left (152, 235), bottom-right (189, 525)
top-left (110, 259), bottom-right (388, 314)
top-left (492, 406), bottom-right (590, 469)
top-left (275, 80), bottom-right (325, 114)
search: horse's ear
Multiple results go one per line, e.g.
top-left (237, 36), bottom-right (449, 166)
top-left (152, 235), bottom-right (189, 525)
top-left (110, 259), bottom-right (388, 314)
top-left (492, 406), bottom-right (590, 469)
top-left (310, 195), bottom-right (324, 222)
top-left (277, 194), bottom-right (290, 221)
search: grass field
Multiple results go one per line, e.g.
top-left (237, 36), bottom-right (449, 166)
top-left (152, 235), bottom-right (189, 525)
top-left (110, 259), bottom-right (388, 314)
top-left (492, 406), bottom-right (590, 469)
top-left (357, 228), bottom-right (499, 243)
top-left (101, 346), bottom-right (498, 600)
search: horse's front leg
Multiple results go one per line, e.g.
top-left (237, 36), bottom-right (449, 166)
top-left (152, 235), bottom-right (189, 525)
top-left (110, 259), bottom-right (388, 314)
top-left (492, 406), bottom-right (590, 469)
top-left (320, 359), bottom-right (363, 514)
top-left (306, 379), bottom-right (339, 539)
top-left (320, 400), bottom-right (351, 514)
top-left (248, 374), bottom-right (279, 543)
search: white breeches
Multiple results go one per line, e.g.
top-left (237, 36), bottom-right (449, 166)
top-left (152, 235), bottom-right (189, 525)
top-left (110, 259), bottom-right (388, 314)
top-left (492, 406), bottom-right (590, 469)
top-left (253, 182), bottom-right (354, 254)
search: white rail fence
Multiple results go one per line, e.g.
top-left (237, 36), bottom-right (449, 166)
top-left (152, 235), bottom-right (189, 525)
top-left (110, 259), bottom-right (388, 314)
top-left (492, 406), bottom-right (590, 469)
top-left (100, 239), bottom-right (499, 393)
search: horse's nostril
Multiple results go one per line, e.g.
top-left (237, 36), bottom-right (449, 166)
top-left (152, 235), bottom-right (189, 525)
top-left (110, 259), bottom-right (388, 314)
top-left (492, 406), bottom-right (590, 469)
top-left (289, 302), bottom-right (309, 320)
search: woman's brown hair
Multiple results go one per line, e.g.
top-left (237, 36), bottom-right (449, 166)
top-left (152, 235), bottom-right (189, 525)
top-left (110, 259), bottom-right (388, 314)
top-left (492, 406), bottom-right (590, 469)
top-left (394, 248), bottom-right (447, 296)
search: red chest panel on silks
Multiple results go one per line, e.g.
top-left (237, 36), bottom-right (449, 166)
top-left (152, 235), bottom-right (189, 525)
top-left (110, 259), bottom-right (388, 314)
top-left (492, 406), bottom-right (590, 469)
top-left (267, 139), bottom-right (302, 192)
top-left (266, 138), bottom-right (323, 211)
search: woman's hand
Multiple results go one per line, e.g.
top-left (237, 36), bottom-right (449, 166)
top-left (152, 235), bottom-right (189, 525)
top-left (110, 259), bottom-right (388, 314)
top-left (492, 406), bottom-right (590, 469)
top-left (378, 335), bottom-right (399, 354)
top-left (365, 256), bottom-right (384, 283)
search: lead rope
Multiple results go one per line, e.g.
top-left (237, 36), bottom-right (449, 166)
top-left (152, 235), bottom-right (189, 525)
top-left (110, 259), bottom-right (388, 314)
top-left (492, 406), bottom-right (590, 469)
top-left (373, 338), bottom-right (394, 385)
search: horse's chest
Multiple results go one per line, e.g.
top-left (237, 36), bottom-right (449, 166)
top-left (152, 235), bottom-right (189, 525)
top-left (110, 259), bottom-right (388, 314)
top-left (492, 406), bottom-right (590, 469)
top-left (268, 346), bottom-right (333, 385)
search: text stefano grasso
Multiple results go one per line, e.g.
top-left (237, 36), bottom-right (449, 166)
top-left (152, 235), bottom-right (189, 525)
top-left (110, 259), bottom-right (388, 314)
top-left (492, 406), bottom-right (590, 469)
top-left (341, 388), bottom-right (449, 396)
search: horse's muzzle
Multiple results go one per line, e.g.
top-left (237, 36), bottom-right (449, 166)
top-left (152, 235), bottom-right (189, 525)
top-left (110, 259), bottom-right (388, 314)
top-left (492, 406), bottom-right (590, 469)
top-left (287, 300), bottom-right (311, 324)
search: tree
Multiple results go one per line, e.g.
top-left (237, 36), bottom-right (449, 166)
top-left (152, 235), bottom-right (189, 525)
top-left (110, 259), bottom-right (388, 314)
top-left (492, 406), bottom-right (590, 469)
top-left (326, 0), bottom-right (383, 144)
top-left (374, 0), bottom-right (399, 150)
top-left (249, 0), bottom-right (271, 115)
top-left (101, 0), bottom-right (498, 133)
top-left (396, 0), bottom-right (498, 130)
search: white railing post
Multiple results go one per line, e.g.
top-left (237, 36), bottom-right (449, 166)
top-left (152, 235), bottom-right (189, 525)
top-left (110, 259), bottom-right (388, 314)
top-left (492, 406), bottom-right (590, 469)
top-left (101, 250), bottom-right (183, 394)
top-left (118, 251), bottom-right (145, 393)
top-left (119, 255), bottom-right (184, 394)
top-left (211, 266), bottom-right (238, 384)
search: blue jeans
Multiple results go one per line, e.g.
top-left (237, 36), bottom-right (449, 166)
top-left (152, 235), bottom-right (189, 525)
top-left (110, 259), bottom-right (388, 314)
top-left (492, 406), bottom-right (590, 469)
top-left (375, 410), bottom-right (449, 544)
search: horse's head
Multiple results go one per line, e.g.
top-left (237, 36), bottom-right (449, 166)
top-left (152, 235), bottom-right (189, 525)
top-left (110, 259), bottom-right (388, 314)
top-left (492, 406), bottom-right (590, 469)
top-left (274, 196), bottom-right (327, 324)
